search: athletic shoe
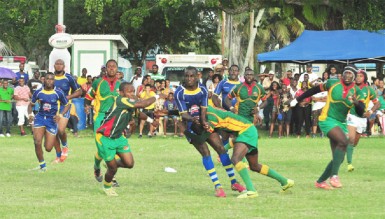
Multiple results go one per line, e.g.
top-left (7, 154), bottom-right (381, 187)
top-left (231, 183), bottom-right (246, 193)
top-left (60, 147), bottom-right (69, 162)
top-left (281, 179), bottom-right (295, 192)
top-left (103, 187), bottom-right (118, 196)
top-left (21, 132), bottom-right (27, 136)
top-left (237, 191), bottom-right (258, 199)
top-left (112, 177), bottom-right (119, 187)
top-left (138, 134), bottom-right (142, 138)
top-left (0, 134), bottom-right (4, 137)
top-left (52, 157), bottom-right (62, 164)
top-left (347, 164), bottom-right (355, 172)
top-left (315, 181), bottom-right (333, 190)
top-left (215, 188), bottom-right (226, 198)
top-left (5, 133), bottom-right (11, 137)
top-left (329, 175), bottom-right (342, 188)
top-left (94, 168), bottom-right (103, 182)
top-left (30, 166), bottom-right (47, 172)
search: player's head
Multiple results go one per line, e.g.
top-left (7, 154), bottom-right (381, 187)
top-left (244, 69), bottom-right (255, 84)
top-left (119, 82), bottom-right (135, 98)
top-left (356, 69), bottom-right (368, 85)
top-left (342, 64), bottom-right (358, 85)
top-left (228, 65), bottom-right (239, 80)
top-left (184, 66), bottom-right (198, 88)
top-left (45, 72), bottom-right (55, 90)
top-left (106, 59), bottom-right (118, 78)
top-left (54, 59), bottom-right (65, 74)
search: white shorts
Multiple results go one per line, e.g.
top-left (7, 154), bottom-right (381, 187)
top-left (16, 105), bottom-right (29, 126)
top-left (347, 113), bottom-right (367, 134)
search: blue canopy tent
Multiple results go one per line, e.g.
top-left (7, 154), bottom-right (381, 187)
top-left (257, 30), bottom-right (385, 64)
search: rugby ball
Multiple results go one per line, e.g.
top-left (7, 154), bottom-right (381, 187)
top-left (48, 33), bottom-right (74, 49)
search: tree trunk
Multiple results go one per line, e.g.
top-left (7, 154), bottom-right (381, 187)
top-left (242, 9), bottom-right (265, 75)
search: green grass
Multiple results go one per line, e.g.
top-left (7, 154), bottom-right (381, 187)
top-left (1, 128), bottom-right (385, 219)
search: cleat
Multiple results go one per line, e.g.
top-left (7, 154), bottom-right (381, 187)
top-left (103, 187), bottom-right (118, 196)
top-left (60, 147), bottom-right (69, 162)
top-left (6, 133), bottom-right (11, 137)
top-left (281, 179), bottom-right (295, 192)
top-left (138, 134), bottom-right (142, 138)
top-left (347, 164), bottom-right (355, 172)
top-left (52, 157), bottom-right (62, 164)
top-left (329, 175), bottom-right (342, 188)
top-left (30, 166), bottom-right (47, 172)
top-left (112, 177), bottom-right (120, 187)
top-left (237, 191), bottom-right (258, 199)
top-left (315, 181), bottom-right (333, 190)
top-left (94, 168), bottom-right (103, 182)
top-left (215, 187), bottom-right (226, 198)
top-left (231, 183), bottom-right (246, 193)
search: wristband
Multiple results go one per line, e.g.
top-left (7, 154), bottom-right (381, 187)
top-left (155, 95), bottom-right (160, 100)
top-left (146, 117), bottom-right (154, 123)
top-left (230, 106), bottom-right (235, 110)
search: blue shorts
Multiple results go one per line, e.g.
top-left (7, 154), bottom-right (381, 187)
top-left (60, 104), bottom-right (71, 119)
top-left (34, 114), bottom-right (58, 135)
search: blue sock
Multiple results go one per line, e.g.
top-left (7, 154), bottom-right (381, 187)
top-left (62, 141), bottom-right (67, 148)
top-left (56, 152), bottom-right (62, 158)
top-left (222, 138), bottom-right (229, 147)
top-left (39, 160), bottom-right (46, 169)
top-left (202, 156), bottom-right (222, 189)
top-left (219, 153), bottom-right (237, 184)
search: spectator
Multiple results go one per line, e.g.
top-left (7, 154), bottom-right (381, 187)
top-left (77, 68), bottom-right (88, 86)
top-left (281, 70), bottom-right (292, 86)
top-left (328, 65), bottom-right (338, 79)
top-left (15, 63), bottom-right (29, 86)
top-left (376, 79), bottom-right (384, 96)
top-left (262, 70), bottom-right (279, 91)
top-left (208, 74), bottom-right (222, 106)
top-left (322, 71), bottom-right (329, 82)
top-left (299, 63), bottom-right (318, 87)
top-left (278, 84), bottom-right (293, 138)
top-left (81, 75), bottom-right (93, 97)
top-left (13, 78), bottom-right (31, 136)
top-left (67, 104), bottom-right (79, 137)
top-left (311, 83), bottom-right (327, 138)
top-left (139, 84), bottom-right (156, 138)
top-left (267, 81), bottom-right (281, 138)
top-left (294, 81), bottom-right (312, 138)
top-left (197, 71), bottom-right (203, 84)
top-left (0, 80), bottom-right (14, 137)
top-left (130, 67), bottom-right (143, 92)
top-left (116, 71), bottom-right (126, 82)
top-left (148, 64), bottom-right (165, 81)
top-left (136, 75), bottom-right (151, 98)
top-left (204, 69), bottom-right (214, 89)
top-left (161, 92), bottom-right (180, 137)
top-left (27, 70), bottom-right (43, 114)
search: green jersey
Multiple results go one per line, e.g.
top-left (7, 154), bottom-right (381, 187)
top-left (148, 72), bottom-right (165, 81)
top-left (228, 82), bottom-right (266, 122)
top-left (206, 106), bottom-right (253, 133)
top-left (378, 96), bottom-right (385, 110)
top-left (85, 76), bottom-right (121, 117)
top-left (350, 85), bottom-right (377, 116)
top-left (319, 79), bottom-right (365, 122)
top-left (96, 96), bottom-right (136, 139)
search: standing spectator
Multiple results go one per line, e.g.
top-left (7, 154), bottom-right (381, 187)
top-left (148, 64), bottom-right (165, 81)
top-left (208, 74), bottom-right (222, 106)
top-left (13, 78), bottom-right (31, 136)
top-left (371, 78), bottom-right (380, 91)
top-left (197, 71), bottom-right (203, 84)
top-left (0, 80), bottom-right (14, 137)
top-left (15, 63), bottom-right (29, 86)
top-left (100, 65), bottom-right (107, 78)
top-left (376, 79), bottom-right (384, 96)
top-left (77, 68), bottom-right (88, 86)
top-left (204, 69), bottom-right (214, 89)
top-left (116, 71), bottom-right (126, 82)
top-left (281, 70), bottom-right (292, 86)
top-left (262, 70), bottom-right (279, 91)
top-left (136, 75), bottom-right (151, 98)
top-left (139, 84), bottom-right (156, 138)
top-left (81, 75), bottom-right (93, 97)
top-left (299, 64), bottom-right (318, 87)
top-left (293, 73), bottom-right (300, 81)
top-left (67, 104), bottom-right (79, 137)
top-left (27, 70), bottom-right (43, 114)
top-left (267, 81), bottom-right (281, 138)
top-left (328, 65), bottom-right (338, 79)
top-left (130, 67), bottom-right (143, 92)
top-left (311, 84), bottom-right (327, 138)
top-left (294, 81), bottom-right (312, 138)
top-left (322, 71), bottom-right (329, 82)
top-left (278, 84), bottom-right (293, 137)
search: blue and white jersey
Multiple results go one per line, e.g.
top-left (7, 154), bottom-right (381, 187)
top-left (54, 73), bottom-right (80, 97)
top-left (213, 79), bottom-right (240, 110)
top-left (174, 84), bottom-right (208, 115)
top-left (31, 87), bottom-right (69, 117)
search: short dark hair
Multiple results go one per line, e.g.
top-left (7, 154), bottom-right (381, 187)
top-left (106, 59), bottom-right (118, 67)
top-left (185, 66), bottom-right (197, 74)
top-left (119, 82), bottom-right (132, 91)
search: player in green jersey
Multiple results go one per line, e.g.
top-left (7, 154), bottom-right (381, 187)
top-left (291, 65), bottom-right (366, 190)
top-left (84, 59), bottom-right (122, 185)
top-left (346, 70), bottom-right (380, 172)
top-left (96, 82), bottom-right (166, 196)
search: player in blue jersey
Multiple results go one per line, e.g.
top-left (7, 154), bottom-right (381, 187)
top-left (212, 65), bottom-right (241, 111)
top-left (53, 59), bottom-right (82, 162)
top-left (174, 66), bottom-right (245, 198)
top-left (28, 73), bottom-right (70, 172)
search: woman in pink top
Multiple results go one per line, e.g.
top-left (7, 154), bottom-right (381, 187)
top-left (13, 77), bottom-right (31, 136)
top-left (294, 81), bottom-right (312, 138)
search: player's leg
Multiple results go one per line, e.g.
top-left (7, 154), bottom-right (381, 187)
top-left (57, 116), bottom-right (69, 161)
top-left (207, 133), bottom-right (245, 193)
top-left (347, 122), bottom-right (357, 172)
top-left (115, 136), bottom-right (134, 169)
top-left (231, 143), bottom-right (256, 196)
top-left (32, 127), bottom-right (47, 171)
top-left (104, 159), bottom-right (119, 196)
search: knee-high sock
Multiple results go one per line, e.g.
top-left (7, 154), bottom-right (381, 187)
top-left (202, 156), bottom-right (221, 189)
top-left (317, 160), bottom-right (332, 183)
top-left (346, 144), bottom-right (354, 164)
top-left (331, 148), bottom-right (345, 176)
top-left (223, 138), bottom-right (234, 151)
top-left (94, 152), bottom-right (102, 169)
top-left (235, 162), bottom-right (255, 191)
top-left (259, 164), bottom-right (287, 186)
top-left (218, 153), bottom-right (236, 184)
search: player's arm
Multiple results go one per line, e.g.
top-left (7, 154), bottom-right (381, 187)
top-left (67, 75), bottom-right (82, 100)
top-left (290, 84), bottom-right (322, 107)
top-left (211, 80), bottom-right (223, 108)
top-left (133, 93), bottom-right (167, 109)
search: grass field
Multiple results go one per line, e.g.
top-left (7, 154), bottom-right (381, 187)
top-left (1, 128), bottom-right (384, 219)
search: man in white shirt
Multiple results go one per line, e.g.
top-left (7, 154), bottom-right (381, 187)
top-left (299, 63), bottom-right (319, 87)
top-left (130, 67), bottom-right (143, 92)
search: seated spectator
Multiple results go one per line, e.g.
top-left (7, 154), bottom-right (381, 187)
top-left (161, 93), bottom-right (180, 137)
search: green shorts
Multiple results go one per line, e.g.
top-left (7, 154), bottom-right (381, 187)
top-left (319, 117), bottom-right (348, 136)
top-left (234, 126), bottom-right (258, 153)
top-left (94, 112), bottom-right (106, 133)
top-left (96, 133), bottom-right (131, 162)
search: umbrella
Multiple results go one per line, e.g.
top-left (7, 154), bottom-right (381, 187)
top-left (0, 67), bottom-right (17, 79)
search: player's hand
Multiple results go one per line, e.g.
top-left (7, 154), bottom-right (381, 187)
top-left (363, 110), bottom-right (373, 118)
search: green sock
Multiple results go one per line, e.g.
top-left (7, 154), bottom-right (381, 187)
top-left (94, 153), bottom-right (102, 169)
top-left (331, 148), bottom-right (345, 176)
top-left (317, 161), bottom-right (332, 183)
top-left (103, 180), bottom-right (112, 189)
top-left (260, 164), bottom-right (287, 186)
top-left (224, 143), bottom-right (231, 151)
top-left (346, 144), bottom-right (354, 164)
top-left (235, 162), bottom-right (255, 191)
top-left (242, 157), bottom-right (248, 164)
